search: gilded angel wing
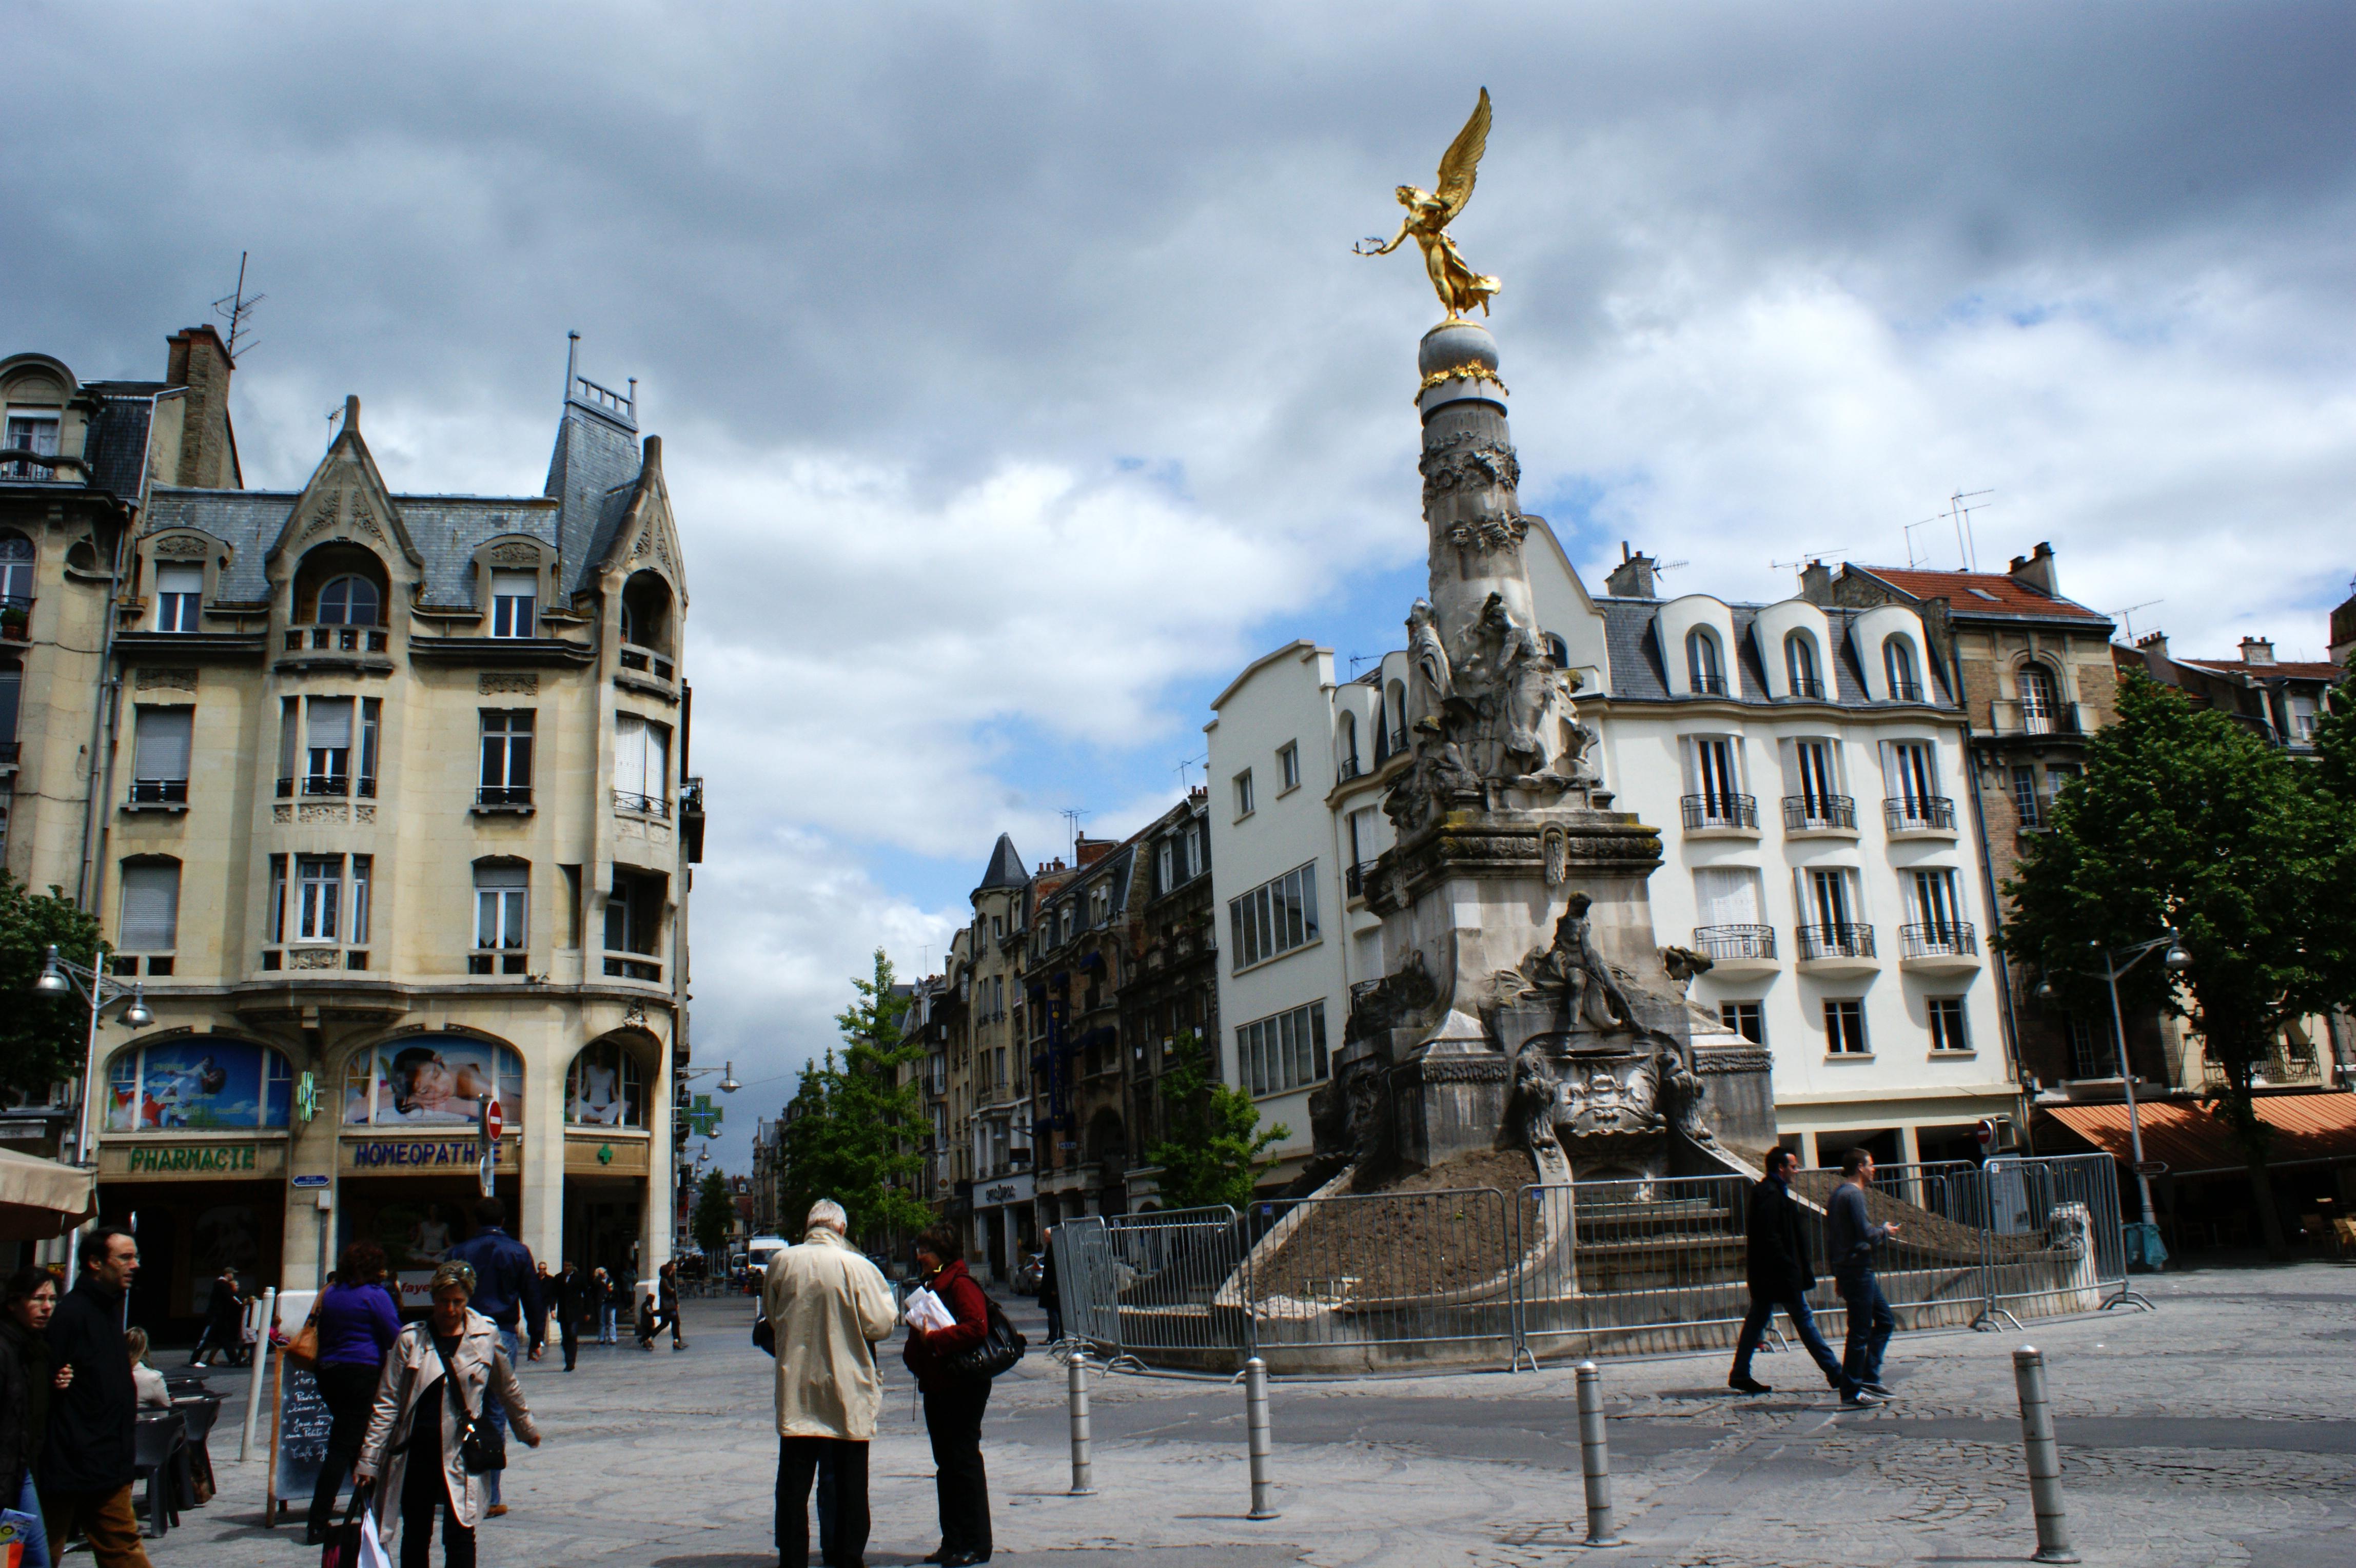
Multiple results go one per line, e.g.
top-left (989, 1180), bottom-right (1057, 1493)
top-left (1434, 87), bottom-right (1491, 223)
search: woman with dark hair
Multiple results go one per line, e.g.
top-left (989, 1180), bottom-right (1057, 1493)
top-left (305, 1240), bottom-right (402, 1544)
top-left (904, 1225), bottom-right (993, 1567)
top-left (1, 1265), bottom-right (67, 1568)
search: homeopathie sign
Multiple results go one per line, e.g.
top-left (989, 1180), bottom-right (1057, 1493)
top-left (343, 1135), bottom-right (519, 1172)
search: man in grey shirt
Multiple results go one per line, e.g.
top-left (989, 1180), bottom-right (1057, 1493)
top-left (1828, 1148), bottom-right (1900, 1398)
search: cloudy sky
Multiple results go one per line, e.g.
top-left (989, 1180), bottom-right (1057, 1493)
top-left (10, 3), bottom-right (2353, 1168)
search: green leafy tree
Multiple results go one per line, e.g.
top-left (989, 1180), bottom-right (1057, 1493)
top-left (774, 950), bottom-right (932, 1246)
top-left (2312, 662), bottom-right (2356, 804)
top-left (1146, 1031), bottom-right (1289, 1212)
top-left (2000, 674), bottom-right (2356, 1256)
top-left (0, 872), bottom-right (104, 1102)
top-left (691, 1170), bottom-right (738, 1257)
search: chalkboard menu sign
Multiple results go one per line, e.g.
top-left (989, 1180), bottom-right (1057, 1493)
top-left (266, 1353), bottom-right (337, 1521)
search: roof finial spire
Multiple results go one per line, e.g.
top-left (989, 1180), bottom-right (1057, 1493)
top-left (564, 330), bottom-right (580, 407)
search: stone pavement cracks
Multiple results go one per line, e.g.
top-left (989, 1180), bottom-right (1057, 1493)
top-left (153, 1260), bottom-right (2355, 1566)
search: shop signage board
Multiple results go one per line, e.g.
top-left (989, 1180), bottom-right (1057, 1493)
top-left (100, 1140), bottom-right (286, 1180)
top-left (977, 1173), bottom-right (1034, 1207)
top-left (342, 1134), bottom-right (520, 1172)
top-left (563, 1132), bottom-right (651, 1175)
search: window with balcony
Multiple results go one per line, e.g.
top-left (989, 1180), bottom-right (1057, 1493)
top-left (2017, 662), bottom-right (2063, 733)
top-left (1685, 628), bottom-right (1726, 696)
top-left (1881, 740), bottom-right (1951, 831)
top-left (1905, 868), bottom-right (1969, 949)
top-left (1784, 738), bottom-right (1853, 830)
top-left (1797, 867), bottom-right (1873, 958)
top-left (489, 570), bottom-right (537, 638)
top-left (479, 710), bottom-right (534, 807)
top-left (118, 858), bottom-right (181, 956)
top-left (154, 566), bottom-right (203, 633)
top-left (613, 712), bottom-right (670, 816)
top-left (1681, 735), bottom-right (1754, 828)
top-left (1238, 998), bottom-right (1328, 1096)
top-left (1784, 631), bottom-right (1823, 699)
top-left (1692, 867), bottom-right (1771, 959)
top-left (1335, 713), bottom-right (1360, 780)
top-left (129, 706), bottom-right (192, 805)
top-left (306, 697), bottom-right (353, 795)
top-left (3, 415), bottom-right (60, 479)
top-left (1824, 998), bottom-right (1870, 1054)
top-left (297, 855), bottom-right (343, 943)
top-left (1228, 860), bottom-right (1319, 971)
top-left (1884, 636), bottom-right (1923, 701)
top-left (1928, 996), bottom-right (1971, 1053)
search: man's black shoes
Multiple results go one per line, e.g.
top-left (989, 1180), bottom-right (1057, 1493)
top-left (1859, 1380), bottom-right (1895, 1398)
top-left (1728, 1376), bottom-right (1772, 1395)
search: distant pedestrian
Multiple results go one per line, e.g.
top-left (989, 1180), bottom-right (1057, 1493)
top-left (552, 1263), bottom-right (588, 1372)
top-left (588, 1268), bottom-right (614, 1345)
top-left (305, 1243), bottom-right (402, 1545)
top-left (189, 1267), bottom-right (245, 1367)
top-left (1830, 1148), bottom-right (1901, 1400)
top-left (2, 1265), bottom-right (68, 1568)
top-left (641, 1261), bottom-right (684, 1351)
top-left (905, 1225), bottom-right (994, 1568)
top-left (761, 1200), bottom-right (896, 1568)
top-left (1728, 1148), bottom-right (1876, 1406)
top-left (39, 1227), bottom-right (151, 1568)
top-left (444, 1197), bottom-right (543, 1518)
top-left (354, 1260), bottom-right (542, 1568)
top-left (1038, 1229), bottom-right (1062, 1346)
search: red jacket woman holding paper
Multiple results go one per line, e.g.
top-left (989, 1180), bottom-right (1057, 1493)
top-left (901, 1226), bottom-right (992, 1567)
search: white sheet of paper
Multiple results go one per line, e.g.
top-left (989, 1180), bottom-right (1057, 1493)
top-left (903, 1285), bottom-right (955, 1331)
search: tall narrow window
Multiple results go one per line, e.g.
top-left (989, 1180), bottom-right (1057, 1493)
top-left (1928, 997), bottom-right (1971, 1053)
top-left (266, 855), bottom-right (288, 945)
top-left (306, 697), bottom-right (353, 795)
top-left (1184, 825), bottom-right (1204, 878)
top-left (1810, 868), bottom-right (1853, 928)
top-left (2017, 663), bottom-right (2061, 733)
top-left (1157, 839), bottom-right (1174, 893)
top-left (481, 711), bottom-right (535, 806)
top-left (1884, 637), bottom-right (1921, 700)
top-left (613, 714), bottom-right (668, 815)
top-left (473, 862), bottom-right (528, 972)
top-left (2011, 765), bottom-right (2044, 829)
top-left (1233, 769), bottom-right (1254, 819)
top-left (358, 699), bottom-right (381, 797)
top-left (489, 570), bottom-right (537, 638)
top-left (154, 566), bottom-right (203, 633)
top-left (1888, 741), bottom-right (1936, 812)
top-left (1686, 629), bottom-right (1725, 695)
top-left (1784, 632), bottom-right (1821, 698)
top-left (1910, 868), bottom-right (1962, 939)
top-left (118, 860), bottom-right (180, 952)
top-left (350, 856), bottom-right (372, 947)
top-left (1277, 741), bottom-right (1301, 791)
top-left (0, 668), bottom-right (19, 754)
top-left (297, 855), bottom-right (342, 943)
top-left (277, 697), bottom-right (298, 797)
top-left (559, 865), bottom-right (584, 948)
top-left (130, 707), bottom-right (192, 805)
top-left (1795, 740), bottom-right (1838, 812)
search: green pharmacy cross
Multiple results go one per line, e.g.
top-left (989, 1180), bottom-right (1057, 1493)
top-left (682, 1094), bottom-right (724, 1138)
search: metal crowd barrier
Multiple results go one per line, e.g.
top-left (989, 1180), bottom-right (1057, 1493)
top-left (1053, 1154), bottom-right (2133, 1374)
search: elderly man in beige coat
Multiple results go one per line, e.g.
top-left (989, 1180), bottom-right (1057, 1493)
top-left (763, 1199), bottom-right (898, 1568)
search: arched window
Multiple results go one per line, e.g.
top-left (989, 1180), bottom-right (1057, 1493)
top-left (567, 1038), bottom-right (645, 1127)
top-left (317, 575), bottom-right (381, 626)
top-left (1884, 637), bottom-right (1921, 700)
top-left (1337, 712), bottom-right (1360, 778)
top-left (0, 533), bottom-right (35, 604)
top-left (2018, 662), bottom-right (2062, 733)
top-left (106, 1040), bottom-right (293, 1131)
top-left (619, 571), bottom-right (673, 653)
top-left (1685, 629), bottom-right (1726, 696)
top-left (1784, 632), bottom-right (1822, 699)
top-left (343, 1035), bottom-right (524, 1127)
top-left (1543, 632), bottom-right (1569, 666)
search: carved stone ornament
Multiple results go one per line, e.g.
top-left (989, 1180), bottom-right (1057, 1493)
top-left (151, 535), bottom-right (209, 560)
top-left (1541, 825), bottom-right (1568, 887)
top-left (621, 1003), bottom-right (649, 1031)
top-left (272, 805), bottom-right (292, 823)
top-left (355, 805), bottom-right (376, 824)
top-left (488, 542), bottom-right (541, 566)
top-left (347, 498), bottom-right (388, 546)
top-left (291, 948), bottom-right (341, 970)
top-left (1694, 1048), bottom-right (1773, 1076)
top-left (630, 523), bottom-right (675, 575)
top-left (135, 668), bottom-right (199, 692)
top-left (298, 802), bottom-right (348, 824)
top-left (1440, 514), bottom-right (1531, 555)
top-left (1419, 431), bottom-right (1522, 498)
top-left (478, 672), bottom-right (539, 695)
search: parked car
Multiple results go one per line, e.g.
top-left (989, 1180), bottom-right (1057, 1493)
top-left (1014, 1252), bottom-right (1045, 1296)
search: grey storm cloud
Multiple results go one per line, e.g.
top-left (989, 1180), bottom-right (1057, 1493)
top-left (9, 1), bottom-right (2353, 1161)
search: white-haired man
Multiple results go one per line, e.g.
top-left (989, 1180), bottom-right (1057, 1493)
top-left (761, 1199), bottom-right (897, 1568)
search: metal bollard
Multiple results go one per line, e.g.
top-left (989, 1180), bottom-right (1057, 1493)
top-left (2012, 1347), bottom-right (2079, 1564)
top-left (1243, 1355), bottom-right (1278, 1520)
top-left (239, 1286), bottom-right (276, 1462)
top-left (1067, 1351), bottom-right (1097, 1496)
top-left (1574, 1361), bottom-right (1624, 1548)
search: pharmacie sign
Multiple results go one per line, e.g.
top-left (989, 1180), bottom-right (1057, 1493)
top-left (344, 1136), bottom-right (517, 1172)
top-left (124, 1144), bottom-right (260, 1175)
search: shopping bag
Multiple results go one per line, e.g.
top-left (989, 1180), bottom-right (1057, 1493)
top-left (322, 1481), bottom-right (389, 1568)
top-left (0, 1506), bottom-right (33, 1568)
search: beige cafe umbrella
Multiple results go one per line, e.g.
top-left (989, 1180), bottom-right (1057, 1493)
top-left (0, 1147), bottom-right (97, 1241)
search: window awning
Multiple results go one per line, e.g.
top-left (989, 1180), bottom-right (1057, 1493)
top-left (0, 1147), bottom-right (97, 1241)
top-left (2044, 1093), bottom-right (2356, 1178)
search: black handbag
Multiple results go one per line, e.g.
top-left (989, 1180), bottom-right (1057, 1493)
top-left (950, 1295), bottom-right (1027, 1381)
top-left (431, 1337), bottom-right (506, 1475)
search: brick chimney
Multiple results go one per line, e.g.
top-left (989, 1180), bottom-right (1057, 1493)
top-left (2239, 637), bottom-right (2275, 667)
top-left (2007, 540), bottom-right (2058, 598)
top-left (164, 324), bottom-right (235, 487)
top-left (1074, 836), bottom-right (1116, 867)
top-left (1798, 559), bottom-right (1835, 606)
top-left (1603, 542), bottom-right (1658, 600)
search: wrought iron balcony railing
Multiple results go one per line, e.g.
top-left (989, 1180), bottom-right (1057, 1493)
top-left (1899, 922), bottom-right (1978, 959)
top-left (1681, 792), bottom-right (1758, 830)
top-left (1783, 794), bottom-right (1857, 831)
top-left (1796, 922), bottom-right (1876, 960)
top-left (1691, 924), bottom-right (1776, 962)
top-left (1883, 795), bottom-right (1956, 832)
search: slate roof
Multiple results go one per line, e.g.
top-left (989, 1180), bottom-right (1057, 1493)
top-left (2175, 656), bottom-right (2344, 683)
top-left (79, 383), bottom-right (167, 501)
top-left (543, 397), bottom-right (643, 595)
top-left (1845, 564), bottom-right (2109, 623)
top-left (976, 833), bottom-right (1029, 892)
top-left (1596, 598), bottom-right (1954, 710)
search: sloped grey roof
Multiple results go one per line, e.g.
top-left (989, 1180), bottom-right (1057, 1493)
top-left (543, 401), bottom-right (642, 594)
top-left (1597, 599), bottom-right (1954, 711)
top-left (80, 385), bottom-right (164, 502)
top-left (977, 833), bottom-right (1029, 891)
top-left (142, 489), bottom-right (297, 601)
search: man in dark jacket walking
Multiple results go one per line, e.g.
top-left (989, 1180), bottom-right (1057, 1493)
top-left (41, 1227), bottom-right (153, 1567)
top-left (1727, 1149), bottom-right (1877, 1406)
top-left (189, 1266), bottom-right (244, 1367)
top-left (553, 1261), bottom-right (589, 1371)
top-left (445, 1196), bottom-right (543, 1514)
top-left (1829, 1148), bottom-right (1901, 1399)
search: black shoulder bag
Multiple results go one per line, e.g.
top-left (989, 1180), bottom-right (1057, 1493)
top-left (950, 1293), bottom-right (1026, 1381)
top-left (430, 1337), bottom-right (507, 1475)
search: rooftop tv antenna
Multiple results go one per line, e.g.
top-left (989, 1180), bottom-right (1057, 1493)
top-left (1174, 752), bottom-right (1206, 791)
top-left (1945, 488), bottom-right (1995, 572)
top-left (1061, 808), bottom-right (1089, 855)
top-left (2107, 599), bottom-right (2164, 642)
top-left (1904, 516), bottom-right (1947, 569)
top-left (212, 252), bottom-right (263, 362)
top-left (1771, 548), bottom-right (1847, 574)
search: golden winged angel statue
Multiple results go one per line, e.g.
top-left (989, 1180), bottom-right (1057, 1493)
top-left (1356, 87), bottom-right (1501, 319)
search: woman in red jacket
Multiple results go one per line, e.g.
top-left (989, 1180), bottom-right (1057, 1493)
top-left (901, 1226), bottom-right (992, 1566)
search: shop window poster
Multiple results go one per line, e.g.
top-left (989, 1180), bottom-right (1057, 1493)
top-left (107, 1042), bottom-right (292, 1130)
top-left (344, 1037), bottom-right (524, 1126)
top-left (566, 1041), bottom-right (642, 1126)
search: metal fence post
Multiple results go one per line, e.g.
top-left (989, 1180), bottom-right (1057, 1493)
top-left (239, 1285), bottom-right (276, 1462)
top-left (2013, 1346), bottom-right (2079, 1564)
top-left (1574, 1360), bottom-right (1623, 1547)
top-left (1243, 1355), bottom-right (1277, 1520)
top-left (1067, 1350), bottom-right (1097, 1496)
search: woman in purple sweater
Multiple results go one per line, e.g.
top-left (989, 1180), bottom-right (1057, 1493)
top-left (305, 1241), bottom-right (403, 1544)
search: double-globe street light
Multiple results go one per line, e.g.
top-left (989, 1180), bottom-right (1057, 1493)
top-left (31, 944), bottom-right (153, 1172)
top-left (2038, 927), bottom-right (2190, 1278)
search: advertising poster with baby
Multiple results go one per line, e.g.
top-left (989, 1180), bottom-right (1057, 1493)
top-left (107, 1041), bottom-right (291, 1131)
top-left (344, 1035), bottom-right (524, 1127)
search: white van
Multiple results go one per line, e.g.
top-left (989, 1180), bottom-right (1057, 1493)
top-left (746, 1234), bottom-right (790, 1276)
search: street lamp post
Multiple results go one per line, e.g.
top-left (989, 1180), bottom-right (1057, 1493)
top-left (30, 943), bottom-right (153, 1174)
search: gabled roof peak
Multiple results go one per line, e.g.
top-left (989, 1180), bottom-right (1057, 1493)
top-left (977, 833), bottom-right (1028, 892)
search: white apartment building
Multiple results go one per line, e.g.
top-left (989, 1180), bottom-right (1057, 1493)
top-left (1207, 526), bottom-right (2016, 1183)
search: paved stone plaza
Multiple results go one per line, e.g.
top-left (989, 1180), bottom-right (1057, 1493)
top-left (160, 1261), bottom-right (2353, 1567)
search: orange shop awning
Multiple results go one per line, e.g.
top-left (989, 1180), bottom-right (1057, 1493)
top-left (2044, 1093), bottom-right (2356, 1178)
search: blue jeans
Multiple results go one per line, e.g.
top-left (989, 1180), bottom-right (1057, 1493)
top-left (10, 1469), bottom-right (50, 1568)
top-left (1731, 1290), bottom-right (1856, 1396)
top-left (1837, 1269), bottom-right (1896, 1386)
top-left (599, 1304), bottom-right (617, 1343)
top-left (484, 1326), bottom-right (521, 1506)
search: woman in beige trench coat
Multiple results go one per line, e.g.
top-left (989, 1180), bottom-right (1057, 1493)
top-left (356, 1260), bottom-right (541, 1567)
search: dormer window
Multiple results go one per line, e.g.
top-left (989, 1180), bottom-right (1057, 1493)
top-left (1883, 637), bottom-right (1922, 701)
top-left (154, 566), bottom-right (203, 633)
top-left (2, 411), bottom-right (59, 480)
top-left (1685, 629), bottom-right (1726, 696)
top-left (490, 571), bottom-right (537, 638)
top-left (1783, 632), bottom-right (1821, 699)
top-left (318, 575), bottom-right (381, 626)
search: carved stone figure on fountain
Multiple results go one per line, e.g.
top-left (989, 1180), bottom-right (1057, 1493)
top-left (1517, 893), bottom-right (1637, 1036)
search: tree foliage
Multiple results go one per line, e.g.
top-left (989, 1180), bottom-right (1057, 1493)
top-left (691, 1170), bottom-right (738, 1257)
top-left (1146, 1031), bottom-right (1289, 1212)
top-left (0, 872), bottom-right (103, 1102)
top-left (1999, 673), bottom-right (2356, 1254)
top-left (772, 949), bottom-right (932, 1246)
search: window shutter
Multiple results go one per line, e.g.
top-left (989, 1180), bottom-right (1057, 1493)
top-left (133, 707), bottom-right (193, 780)
top-left (307, 697), bottom-right (353, 751)
top-left (119, 861), bottom-right (180, 949)
top-left (614, 714), bottom-right (647, 795)
top-left (156, 566), bottom-right (202, 597)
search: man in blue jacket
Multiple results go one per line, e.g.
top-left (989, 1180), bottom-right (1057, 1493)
top-left (1828, 1147), bottom-right (1901, 1399)
top-left (446, 1195), bottom-right (543, 1516)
